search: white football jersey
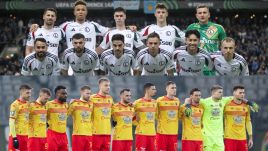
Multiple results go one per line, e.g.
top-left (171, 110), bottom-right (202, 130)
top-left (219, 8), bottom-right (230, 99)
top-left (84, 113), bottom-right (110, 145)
top-left (99, 28), bottom-right (145, 51)
top-left (61, 48), bottom-right (98, 76)
top-left (173, 46), bottom-right (213, 76)
top-left (26, 26), bottom-right (65, 56)
top-left (21, 52), bottom-right (60, 76)
top-left (212, 52), bottom-right (249, 76)
top-left (100, 48), bottom-right (135, 76)
top-left (135, 48), bottom-right (175, 75)
top-left (60, 21), bottom-right (109, 50)
top-left (139, 24), bottom-right (185, 53)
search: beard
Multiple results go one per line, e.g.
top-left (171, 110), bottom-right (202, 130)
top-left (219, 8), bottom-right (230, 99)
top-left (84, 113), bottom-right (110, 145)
top-left (58, 97), bottom-right (67, 102)
top-left (37, 52), bottom-right (46, 58)
top-left (75, 47), bottom-right (83, 53)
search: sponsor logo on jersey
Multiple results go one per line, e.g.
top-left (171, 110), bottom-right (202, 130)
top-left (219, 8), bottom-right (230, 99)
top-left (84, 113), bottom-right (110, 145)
top-left (80, 111), bottom-right (90, 119)
top-left (201, 37), bottom-right (216, 44)
top-left (160, 40), bottom-right (172, 46)
top-left (167, 110), bottom-right (176, 119)
top-left (58, 113), bottom-right (66, 121)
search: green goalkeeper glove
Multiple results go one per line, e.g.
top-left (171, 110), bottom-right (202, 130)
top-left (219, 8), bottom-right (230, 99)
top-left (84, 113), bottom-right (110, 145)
top-left (185, 104), bottom-right (192, 117)
top-left (247, 101), bottom-right (260, 112)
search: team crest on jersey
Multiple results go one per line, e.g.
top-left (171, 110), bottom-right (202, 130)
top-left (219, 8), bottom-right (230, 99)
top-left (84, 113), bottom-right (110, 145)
top-left (231, 66), bottom-right (237, 72)
top-left (211, 108), bottom-right (220, 116)
top-left (206, 26), bottom-right (217, 37)
top-left (46, 64), bottom-right (52, 69)
top-left (27, 34), bottom-right (31, 41)
top-left (40, 114), bottom-right (46, 122)
top-left (101, 108), bottom-right (110, 116)
top-left (85, 27), bottom-right (90, 33)
top-left (146, 112), bottom-right (154, 120)
top-left (166, 31), bottom-right (171, 36)
top-left (58, 113), bottom-right (66, 121)
top-left (84, 60), bottom-right (90, 65)
top-left (80, 111), bottom-right (90, 119)
top-left (167, 110), bottom-right (176, 119)
top-left (159, 61), bottom-right (165, 66)
top-left (192, 117), bottom-right (201, 125)
top-left (53, 33), bottom-right (58, 38)
top-left (123, 116), bottom-right (132, 124)
top-left (126, 34), bottom-right (131, 38)
top-left (233, 116), bottom-right (243, 124)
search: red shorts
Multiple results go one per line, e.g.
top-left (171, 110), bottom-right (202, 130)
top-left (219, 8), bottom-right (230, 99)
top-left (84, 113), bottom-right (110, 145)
top-left (28, 137), bottom-right (47, 151)
top-left (224, 139), bottom-right (248, 151)
top-left (8, 135), bottom-right (28, 151)
top-left (156, 134), bottom-right (178, 151)
top-left (135, 135), bottom-right (156, 151)
top-left (47, 129), bottom-right (68, 151)
top-left (72, 135), bottom-right (92, 151)
top-left (182, 140), bottom-right (203, 151)
top-left (112, 140), bottom-right (132, 151)
top-left (92, 135), bottom-right (111, 151)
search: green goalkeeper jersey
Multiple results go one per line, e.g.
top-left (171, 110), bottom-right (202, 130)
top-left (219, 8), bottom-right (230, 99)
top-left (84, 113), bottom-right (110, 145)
top-left (187, 21), bottom-right (226, 53)
top-left (200, 96), bottom-right (232, 136)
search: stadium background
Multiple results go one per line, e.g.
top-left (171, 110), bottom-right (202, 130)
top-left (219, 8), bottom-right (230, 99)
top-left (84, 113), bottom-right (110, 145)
top-left (0, 0), bottom-right (267, 75)
top-left (0, 76), bottom-right (268, 150)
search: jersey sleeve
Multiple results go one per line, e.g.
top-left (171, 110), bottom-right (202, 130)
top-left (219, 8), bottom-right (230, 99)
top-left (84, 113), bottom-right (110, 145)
top-left (241, 62), bottom-right (249, 76)
top-left (133, 32), bottom-right (146, 50)
top-left (9, 102), bottom-right (18, 119)
top-left (218, 25), bottom-right (226, 41)
top-left (52, 58), bottom-right (61, 75)
top-left (138, 25), bottom-right (150, 40)
top-left (99, 32), bottom-right (110, 50)
top-left (91, 21), bottom-right (109, 36)
top-left (59, 21), bottom-right (69, 33)
top-left (26, 32), bottom-right (34, 47)
top-left (165, 54), bottom-right (175, 70)
top-left (246, 106), bottom-right (252, 135)
top-left (131, 55), bottom-right (136, 69)
top-left (172, 25), bottom-right (185, 43)
top-left (134, 56), bottom-right (143, 71)
top-left (67, 102), bottom-right (74, 116)
top-left (21, 58), bottom-right (31, 75)
top-left (61, 51), bottom-right (69, 70)
top-left (222, 96), bottom-right (233, 106)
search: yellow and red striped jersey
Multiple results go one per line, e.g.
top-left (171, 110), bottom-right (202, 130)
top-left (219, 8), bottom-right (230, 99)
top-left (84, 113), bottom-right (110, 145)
top-left (68, 99), bottom-right (93, 136)
top-left (28, 101), bottom-right (47, 138)
top-left (224, 100), bottom-right (252, 140)
top-left (46, 100), bottom-right (68, 133)
top-left (9, 99), bottom-right (29, 135)
top-left (112, 102), bottom-right (135, 140)
top-left (134, 98), bottom-right (157, 136)
top-left (156, 96), bottom-right (180, 135)
top-left (179, 104), bottom-right (204, 141)
top-left (91, 93), bottom-right (113, 135)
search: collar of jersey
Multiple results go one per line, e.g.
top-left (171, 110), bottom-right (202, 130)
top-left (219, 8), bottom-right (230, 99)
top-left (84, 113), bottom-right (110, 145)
top-left (17, 99), bottom-right (27, 103)
top-left (119, 101), bottom-right (128, 107)
top-left (79, 98), bottom-right (88, 103)
top-left (141, 97), bottom-right (153, 102)
top-left (164, 95), bottom-right (175, 100)
top-left (54, 99), bottom-right (65, 104)
top-left (199, 21), bottom-right (212, 27)
top-left (97, 93), bottom-right (109, 98)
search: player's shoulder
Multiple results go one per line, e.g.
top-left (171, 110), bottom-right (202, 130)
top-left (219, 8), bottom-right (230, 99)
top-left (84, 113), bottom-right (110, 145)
top-left (156, 96), bottom-right (165, 102)
top-left (100, 48), bottom-right (113, 59)
top-left (46, 52), bottom-right (59, 62)
top-left (187, 23), bottom-right (199, 30)
top-left (124, 49), bottom-right (135, 56)
top-left (160, 48), bottom-right (172, 58)
top-left (234, 53), bottom-right (247, 64)
top-left (199, 48), bottom-right (211, 56)
top-left (136, 47), bottom-right (149, 58)
top-left (10, 99), bottom-right (20, 107)
top-left (210, 22), bottom-right (224, 30)
top-left (63, 48), bottom-right (74, 55)
top-left (84, 48), bottom-right (98, 58)
top-left (24, 52), bottom-right (36, 64)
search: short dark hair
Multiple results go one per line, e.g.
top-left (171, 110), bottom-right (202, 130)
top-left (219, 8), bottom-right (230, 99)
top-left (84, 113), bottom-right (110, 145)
top-left (196, 5), bottom-right (210, 12)
top-left (112, 34), bottom-right (124, 43)
top-left (74, 0), bottom-right (87, 7)
top-left (114, 7), bottom-right (126, 14)
top-left (211, 85), bottom-right (223, 92)
top-left (43, 8), bottom-right (57, 17)
top-left (40, 88), bottom-right (51, 96)
top-left (186, 30), bottom-right (200, 39)
top-left (54, 85), bottom-right (66, 95)
top-left (155, 3), bottom-right (168, 10)
top-left (190, 88), bottom-right (201, 95)
top-left (120, 88), bottom-right (130, 95)
top-left (98, 77), bottom-right (110, 85)
top-left (147, 32), bottom-right (160, 41)
top-left (19, 84), bottom-right (32, 91)
top-left (80, 85), bottom-right (91, 91)
top-left (233, 85), bottom-right (245, 92)
top-left (143, 83), bottom-right (155, 93)
top-left (72, 33), bottom-right (85, 40)
top-left (34, 38), bottom-right (47, 45)
top-left (166, 81), bottom-right (176, 87)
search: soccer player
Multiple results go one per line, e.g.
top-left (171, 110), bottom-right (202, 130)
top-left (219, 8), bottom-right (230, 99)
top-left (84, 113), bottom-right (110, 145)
top-left (21, 38), bottom-right (60, 76)
top-left (139, 3), bottom-right (185, 53)
top-left (179, 88), bottom-right (203, 151)
top-left (28, 88), bottom-right (51, 151)
top-left (212, 37), bottom-right (249, 76)
top-left (68, 85), bottom-right (93, 151)
top-left (100, 34), bottom-right (136, 75)
top-left (26, 8), bottom-right (64, 56)
top-left (224, 86), bottom-right (253, 151)
top-left (90, 78), bottom-right (114, 151)
top-left (61, 33), bottom-right (98, 76)
top-left (173, 30), bottom-right (213, 76)
top-left (187, 5), bottom-right (226, 75)
top-left (156, 81), bottom-right (180, 151)
top-left (97, 7), bottom-right (145, 54)
top-left (133, 83), bottom-right (157, 151)
top-left (112, 89), bottom-right (135, 151)
top-left (134, 32), bottom-right (175, 75)
top-left (8, 84), bottom-right (32, 151)
top-left (46, 85), bottom-right (68, 151)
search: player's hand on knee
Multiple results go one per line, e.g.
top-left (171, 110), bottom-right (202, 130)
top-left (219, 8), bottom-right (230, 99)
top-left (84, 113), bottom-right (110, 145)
top-left (30, 24), bottom-right (39, 32)
top-left (13, 137), bottom-right (19, 149)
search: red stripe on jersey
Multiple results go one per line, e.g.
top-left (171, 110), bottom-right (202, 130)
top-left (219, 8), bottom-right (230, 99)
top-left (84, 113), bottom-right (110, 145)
top-left (32, 32), bottom-right (35, 39)
top-left (63, 23), bottom-right (69, 32)
top-left (106, 33), bottom-right (110, 44)
top-left (142, 26), bottom-right (150, 36)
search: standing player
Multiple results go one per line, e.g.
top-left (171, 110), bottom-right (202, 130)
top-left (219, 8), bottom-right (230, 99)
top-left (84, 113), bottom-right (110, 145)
top-left (90, 78), bottom-right (114, 151)
top-left (139, 3), bottom-right (185, 53)
top-left (179, 88), bottom-right (203, 151)
top-left (28, 88), bottom-right (51, 151)
top-left (8, 84), bottom-right (32, 151)
top-left (100, 34), bottom-right (136, 75)
top-left (173, 30), bottom-right (213, 76)
top-left (61, 33), bottom-right (98, 76)
top-left (212, 37), bottom-right (249, 76)
top-left (224, 86), bottom-right (253, 151)
top-left (134, 32), bottom-right (175, 76)
top-left (68, 85), bottom-right (93, 151)
top-left (112, 89), bottom-right (135, 151)
top-left (46, 86), bottom-right (68, 151)
top-left (26, 8), bottom-right (64, 56)
top-left (133, 83), bottom-right (157, 151)
top-left (156, 81), bottom-right (180, 151)
top-left (187, 5), bottom-right (226, 76)
top-left (21, 38), bottom-right (60, 76)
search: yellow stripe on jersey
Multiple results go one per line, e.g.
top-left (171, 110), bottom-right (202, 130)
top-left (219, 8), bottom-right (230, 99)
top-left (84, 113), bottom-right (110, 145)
top-left (112, 102), bottom-right (134, 140)
top-left (29, 101), bottom-right (47, 138)
top-left (156, 96), bottom-right (180, 135)
top-left (224, 100), bottom-right (252, 140)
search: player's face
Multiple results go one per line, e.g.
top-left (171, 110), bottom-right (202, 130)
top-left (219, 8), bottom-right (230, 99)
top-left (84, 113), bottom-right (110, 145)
top-left (147, 37), bottom-right (160, 56)
top-left (155, 8), bottom-right (168, 23)
top-left (186, 34), bottom-right (200, 53)
top-left (81, 89), bottom-right (91, 101)
top-left (57, 89), bottom-right (68, 102)
top-left (166, 84), bottom-right (177, 96)
top-left (190, 91), bottom-right (201, 104)
top-left (35, 41), bottom-right (48, 58)
top-left (43, 10), bottom-right (56, 26)
top-left (114, 11), bottom-right (126, 25)
top-left (196, 7), bottom-right (210, 24)
top-left (121, 91), bottom-right (132, 103)
top-left (221, 41), bottom-right (235, 58)
top-left (112, 40), bottom-right (124, 58)
top-left (100, 81), bottom-right (110, 95)
top-left (233, 89), bottom-right (245, 101)
top-left (213, 89), bottom-right (223, 100)
top-left (148, 86), bottom-right (157, 97)
top-left (40, 93), bottom-right (50, 105)
top-left (21, 89), bottom-right (32, 101)
top-left (72, 38), bottom-right (85, 53)
top-left (74, 4), bottom-right (87, 21)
